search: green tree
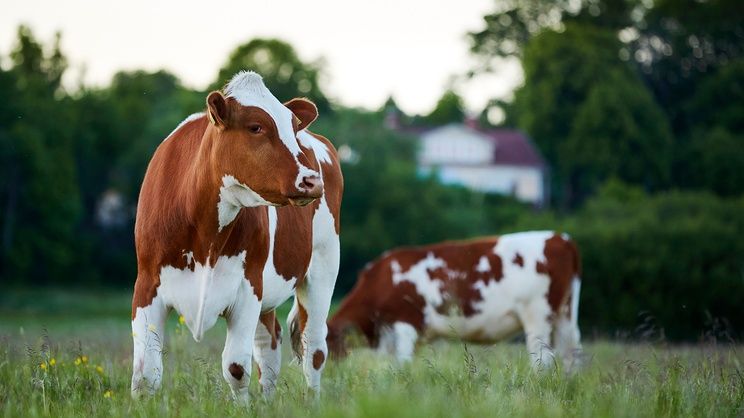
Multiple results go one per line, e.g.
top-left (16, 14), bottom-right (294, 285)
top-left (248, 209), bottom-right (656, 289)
top-left (468, 0), bottom-right (633, 68)
top-left (0, 26), bottom-right (82, 283)
top-left (423, 89), bottom-right (465, 126)
top-left (565, 69), bottom-right (673, 201)
top-left (213, 38), bottom-right (330, 113)
top-left (512, 23), bottom-right (672, 206)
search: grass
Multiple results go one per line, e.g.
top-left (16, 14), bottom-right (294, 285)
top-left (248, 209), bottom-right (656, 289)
top-left (1, 288), bottom-right (743, 417)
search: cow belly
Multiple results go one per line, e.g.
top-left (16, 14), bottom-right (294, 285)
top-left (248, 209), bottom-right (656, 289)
top-left (158, 251), bottom-right (254, 341)
top-left (424, 309), bottom-right (522, 343)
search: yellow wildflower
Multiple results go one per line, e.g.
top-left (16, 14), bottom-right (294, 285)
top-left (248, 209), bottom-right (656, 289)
top-left (74, 357), bottom-right (82, 366)
top-left (39, 362), bottom-right (47, 370)
top-left (49, 358), bottom-right (56, 366)
top-left (96, 365), bottom-right (104, 374)
top-left (103, 390), bottom-right (113, 398)
top-left (82, 355), bottom-right (89, 364)
top-left (178, 315), bottom-right (185, 325)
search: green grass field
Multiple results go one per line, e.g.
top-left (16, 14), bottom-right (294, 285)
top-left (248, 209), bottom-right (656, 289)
top-left (1, 288), bottom-right (743, 417)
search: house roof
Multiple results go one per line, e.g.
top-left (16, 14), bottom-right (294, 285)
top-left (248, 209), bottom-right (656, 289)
top-left (407, 123), bottom-right (546, 169)
top-left (484, 129), bottom-right (546, 168)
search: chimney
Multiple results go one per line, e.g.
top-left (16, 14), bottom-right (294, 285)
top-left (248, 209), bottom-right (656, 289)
top-left (464, 115), bottom-right (479, 130)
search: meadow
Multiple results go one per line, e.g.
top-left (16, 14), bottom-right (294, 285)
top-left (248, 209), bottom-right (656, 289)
top-left (1, 288), bottom-right (742, 418)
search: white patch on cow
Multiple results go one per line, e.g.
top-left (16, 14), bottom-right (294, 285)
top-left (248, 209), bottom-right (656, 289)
top-left (391, 252), bottom-right (446, 307)
top-left (183, 250), bottom-right (194, 266)
top-left (164, 112), bottom-right (205, 141)
top-left (217, 174), bottom-right (273, 231)
top-left (418, 231), bottom-right (556, 345)
top-left (475, 256), bottom-right (491, 273)
top-left (261, 206), bottom-right (298, 309)
top-left (297, 130), bottom-right (332, 164)
top-left (378, 322), bottom-right (418, 363)
top-left (224, 72), bottom-right (320, 192)
top-left (157, 250), bottom-right (255, 342)
top-left (131, 295), bottom-right (167, 396)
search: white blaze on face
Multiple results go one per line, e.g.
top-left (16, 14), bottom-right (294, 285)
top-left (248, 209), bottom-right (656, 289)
top-left (224, 71), bottom-right (319, 191)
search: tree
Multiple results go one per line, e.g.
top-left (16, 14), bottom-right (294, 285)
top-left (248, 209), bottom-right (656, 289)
top-left (0, 26), bottom-right (82, 283)
top-left (213, 38), bottom-right (330, 113)
top-left (423, 89), bottom-right (465, 126)
top-left (468, 0), bottom-right (633, 69)
top-left (565, 69), bottom-right (673, 201)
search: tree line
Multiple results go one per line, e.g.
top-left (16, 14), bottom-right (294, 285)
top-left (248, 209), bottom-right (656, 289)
top-left (1, 0), bottom-right (743, 340)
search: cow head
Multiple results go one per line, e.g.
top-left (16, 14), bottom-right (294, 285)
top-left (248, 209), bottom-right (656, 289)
top-left (205, 71), bottom-right (322, 216)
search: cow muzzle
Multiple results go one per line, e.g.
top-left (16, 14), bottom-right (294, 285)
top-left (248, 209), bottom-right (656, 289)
top-left (288, 175), bottom-right (323, 206)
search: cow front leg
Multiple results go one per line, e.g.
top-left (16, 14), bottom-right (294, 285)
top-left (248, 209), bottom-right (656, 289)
top-left (517, 297), bottom-right (556, 371)
top-left (131, 286), bottom-right (168, 398)
top-left (253, 310), bottom-right (282, 397)
top-left (222, 280), bottom-right (261, 403)
top-left (293, 242), bottom-right (340, 393)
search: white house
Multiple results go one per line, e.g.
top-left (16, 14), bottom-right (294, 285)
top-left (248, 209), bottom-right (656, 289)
top-left (414, 123), bottom-right (548, 206)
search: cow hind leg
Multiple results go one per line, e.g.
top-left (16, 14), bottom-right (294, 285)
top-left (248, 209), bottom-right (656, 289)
top-left (221, 280), bottom-right (261, 403)
top-left (553, 278), bottom-right (583, 372)
top-left (131, 288), bottom-right (168, 398)
top-left (516, 297), bottom-right (556, 371)
top-left (253, 311), bottom-right (282, 397)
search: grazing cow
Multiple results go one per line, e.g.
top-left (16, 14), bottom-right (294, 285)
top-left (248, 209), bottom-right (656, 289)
top-left (327, 231), bottom-right (582, 369)
top-left (131, 71), bottom-right (343, 401)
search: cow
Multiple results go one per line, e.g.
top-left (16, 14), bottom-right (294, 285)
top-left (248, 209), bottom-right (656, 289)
top-left (130, 71), bottom-right (343, 402)
top-left (327, 231), bottom-right (582, 370)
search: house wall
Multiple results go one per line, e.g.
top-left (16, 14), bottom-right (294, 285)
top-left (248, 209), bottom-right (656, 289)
top-left (419, 125), bottom-right (494, 166)
top-left (420, 165), bottom-right (545, 205)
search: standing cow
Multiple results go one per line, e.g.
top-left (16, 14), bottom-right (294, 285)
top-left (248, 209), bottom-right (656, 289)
top-left (327, 231), bottom-right (582, 370)
top-left (131, 71), bottom-right (343, 401)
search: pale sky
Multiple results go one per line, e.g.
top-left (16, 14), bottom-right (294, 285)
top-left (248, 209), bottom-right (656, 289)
top-left (0, 0), bottom-right (522, 116)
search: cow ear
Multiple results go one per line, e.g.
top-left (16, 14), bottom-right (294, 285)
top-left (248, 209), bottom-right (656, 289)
top-left (285, 98), bottom-right (318, 131)
top-left (206, 91), bottom-right (229, 128)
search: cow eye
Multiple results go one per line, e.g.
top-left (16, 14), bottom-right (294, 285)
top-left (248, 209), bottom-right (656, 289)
top-left (248, 124), bottom-right (262, 134)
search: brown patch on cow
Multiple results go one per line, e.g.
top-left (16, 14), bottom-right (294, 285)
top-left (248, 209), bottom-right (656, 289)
top-left (298, 302), bottom-right (308, 336)
top-left (540, 234), bottom-right (581, 313)
top-left (512, 253), bottom-right (524, 267)
top-left (259, 311), bottom-right (281, 350)
top-left (228, 363), bottom-right (244, 380)
top-left (273, 205), bottom-right (314, 283)
top-left (312, 350), bottom-right (325, 370)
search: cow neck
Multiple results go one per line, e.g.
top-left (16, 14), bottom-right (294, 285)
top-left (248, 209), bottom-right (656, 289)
top-left (182, 125), bottom-right (239, 265)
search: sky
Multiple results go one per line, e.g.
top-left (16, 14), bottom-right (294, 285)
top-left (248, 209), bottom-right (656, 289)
top-left (0, 0), bottom-right (522, 116)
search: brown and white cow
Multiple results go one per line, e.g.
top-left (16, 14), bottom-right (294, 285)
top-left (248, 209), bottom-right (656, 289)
top-left (131, 71), bottom-right (343, 401)
top-left (327, 231), bottom-right (582, 369)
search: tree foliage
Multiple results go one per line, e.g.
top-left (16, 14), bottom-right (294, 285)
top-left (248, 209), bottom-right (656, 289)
top-left (213, 38), bottom-right (330, 113)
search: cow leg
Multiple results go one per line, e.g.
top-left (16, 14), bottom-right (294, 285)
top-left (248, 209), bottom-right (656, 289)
top-left (392, 322), bottom-right (418, 363)
top-left (553, 314), bottom-right (582, 372)
top-left (517, 297), bottom-right (555, 371)
top-left (292, 240), bottom-right (340, 394)
top-left (221, 280), bottom-right (261, 403)
top-left (253, 311), bottom-right (282, 397)
top-left (131, 289), bottom-right (168, 398)
top-left (553, 278), bottom-right (582, 372)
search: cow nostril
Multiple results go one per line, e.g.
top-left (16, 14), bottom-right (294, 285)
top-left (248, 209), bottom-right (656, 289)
top-left (302, 176), bottom-right (319, 190)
